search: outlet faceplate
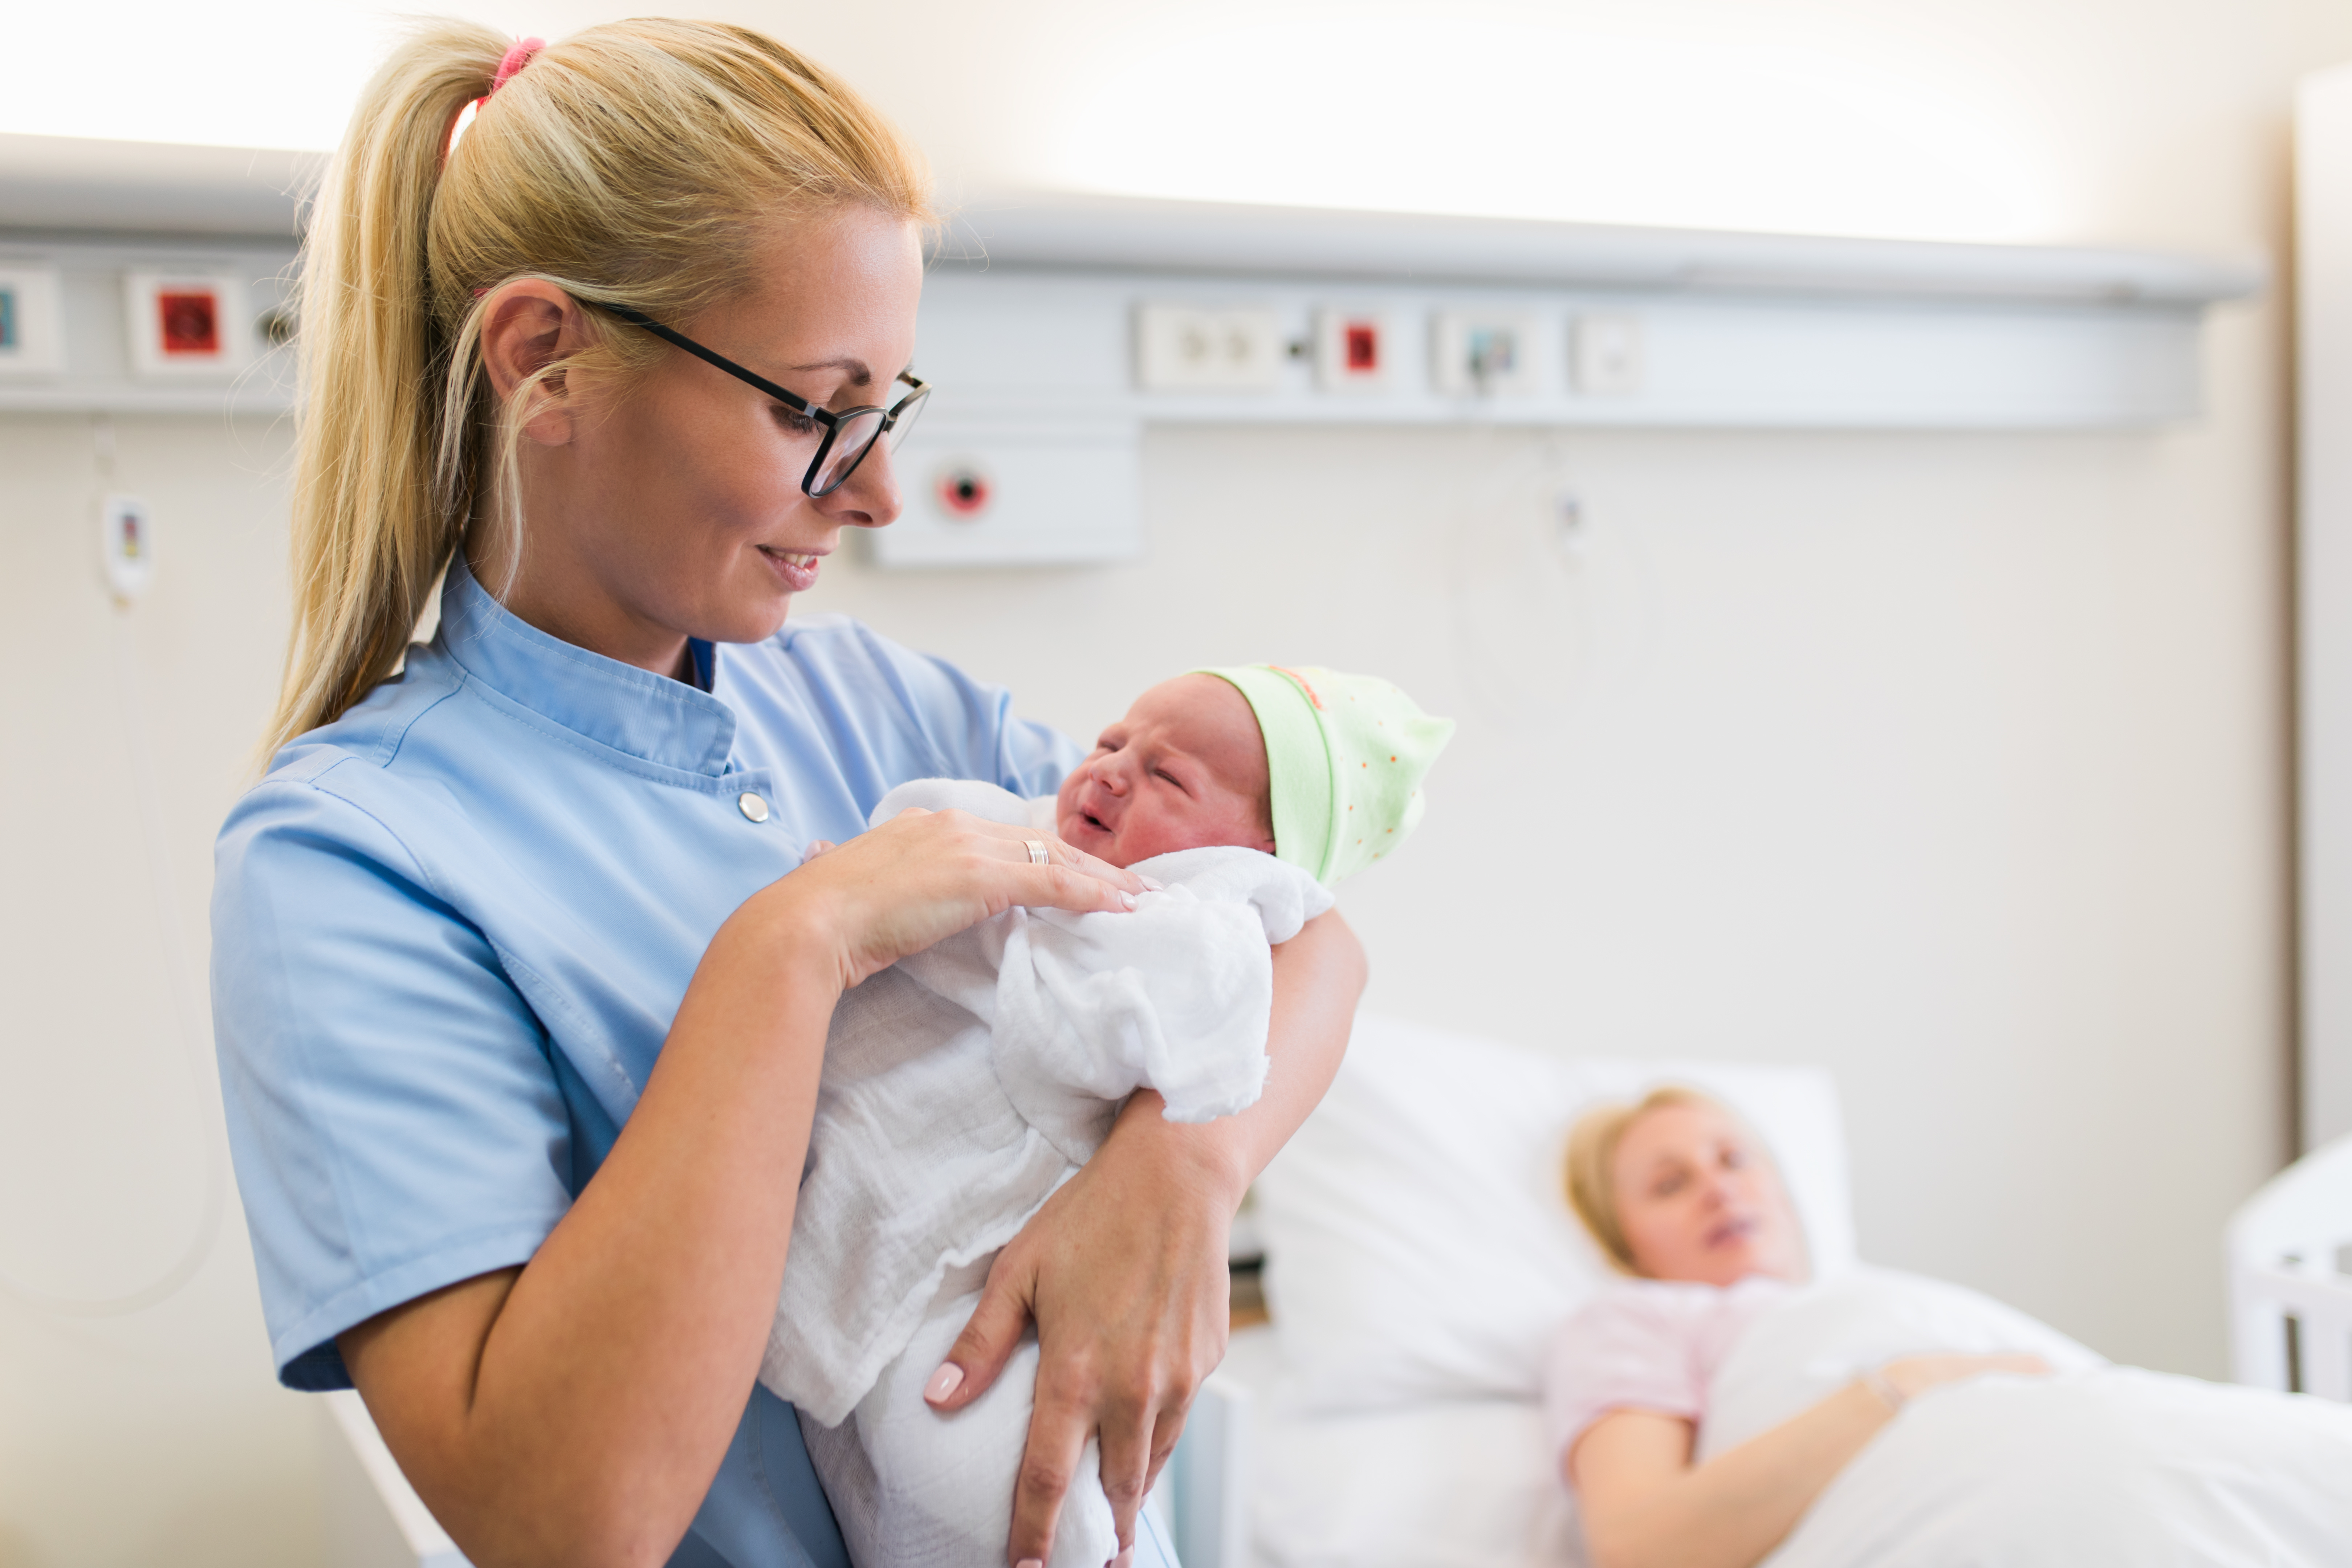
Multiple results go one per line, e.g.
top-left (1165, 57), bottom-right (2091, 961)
top-left (1315, 308), bottom-right (1392, 393)
top-left (1431, 310), bottom-right (1541, 396)
top-left (1135, 304), bottom-right (1285, 392)
top-left (0, 265), bottom-right (64, 377)
top-left (1573, 314), bottom-right (1644, 396)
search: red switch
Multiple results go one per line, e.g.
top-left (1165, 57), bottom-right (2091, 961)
top-left (158, 290), bottom-right (221, 357)
top-left (1345, 322), bottom-right (1379, 371)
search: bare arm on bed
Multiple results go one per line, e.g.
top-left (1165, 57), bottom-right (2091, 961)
top-left (1570, 1352), bottom-right (2052, 1568)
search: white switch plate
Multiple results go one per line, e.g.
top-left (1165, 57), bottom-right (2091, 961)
top-left (1431, 310), bottom-right (1541, 396)
top-left (1134, 304), bottom-right (1285, 392)
top-left (1573, 314), bottom-right (1644, 396)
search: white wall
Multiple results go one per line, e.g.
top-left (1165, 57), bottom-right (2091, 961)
top-left (0, 413), bottom-right (309, 1567)
top-left (1, 2), bottom-right (2344, 1564)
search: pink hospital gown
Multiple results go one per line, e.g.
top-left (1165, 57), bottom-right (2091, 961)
top-left (1541, 1275), bottom-right (1793, 1482)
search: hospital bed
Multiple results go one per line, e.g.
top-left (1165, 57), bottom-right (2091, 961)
top-left (1177, 1014), bottom-right (2352, 1568)
top-left (1164, 1013), bottom-right (1858, 1568)
top-left (322, 1012), bottom-right (2352, 1567)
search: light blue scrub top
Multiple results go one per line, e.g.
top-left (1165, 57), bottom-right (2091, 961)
top-left (211, 558), bottom-right (1078, 1568)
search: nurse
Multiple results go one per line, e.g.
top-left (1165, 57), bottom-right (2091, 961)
top-left (209, 20), bottom-right (1364, 1568)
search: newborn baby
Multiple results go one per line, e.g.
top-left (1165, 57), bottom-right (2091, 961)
top-left (768, 665), bottom-right (1452, 1568)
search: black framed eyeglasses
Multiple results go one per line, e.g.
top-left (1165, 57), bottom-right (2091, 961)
top-left (600, 302), bottom-right (929, 498)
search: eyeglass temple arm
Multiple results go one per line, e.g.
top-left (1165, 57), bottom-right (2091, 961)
top-left (599, 302), bottom-right (827, 421)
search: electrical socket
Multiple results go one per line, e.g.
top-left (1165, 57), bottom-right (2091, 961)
top-left (1134, 304), bottom-right (1285, 392)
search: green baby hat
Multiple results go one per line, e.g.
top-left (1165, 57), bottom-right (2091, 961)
top-left (1198, 665), bottom-right (1456, 883)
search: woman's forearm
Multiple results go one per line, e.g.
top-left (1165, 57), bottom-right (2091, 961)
top-left (1106, 907), bottom-right (1367, 1198)
top-left (1575, 1385), bottom-right (1893, 1568)
top-left (341, 891), bottom-right (843, 1568)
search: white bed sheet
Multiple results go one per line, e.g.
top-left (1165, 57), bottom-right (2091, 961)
top-left (1231, 1273), bottom-right (2352, 1568)
top-left (1249, 1391), bottom-right (1579, 1568)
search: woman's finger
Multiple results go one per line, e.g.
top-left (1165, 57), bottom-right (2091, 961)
top-left (1144, 1393), bottom-right (1191, 1493)
top-left (927, 1255), bottom-right (1034, 1412)
top-left (1009, 1373), bottom-right (1094, 1568)
top-left (950, 815), bottom-right (1147, 896)
top-left (1093, 1381), bottom-right (1156, 1556)
top-left (1014, 861), bottom-right (1142, 917)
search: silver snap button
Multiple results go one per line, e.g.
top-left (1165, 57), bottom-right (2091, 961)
top-left (738, 791), bottom-right (770, 823)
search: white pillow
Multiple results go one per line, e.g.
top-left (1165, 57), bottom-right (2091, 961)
top-left (1254, 1012), bottom-right (1856, 1414)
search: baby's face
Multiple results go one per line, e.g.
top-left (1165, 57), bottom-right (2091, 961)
top-left (1056, 675), bottom-right (1276, 868)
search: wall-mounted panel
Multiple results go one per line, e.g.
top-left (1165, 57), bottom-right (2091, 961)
top-left (910, 269), bottom-right (2211, 433)
top-left (0, 236), bottom-right (294, 414)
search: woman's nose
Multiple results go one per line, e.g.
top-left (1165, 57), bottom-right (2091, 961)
top-left (819, 437), bottom-right (904, 529)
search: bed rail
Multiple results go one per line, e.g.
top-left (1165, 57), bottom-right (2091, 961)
top-left (2227, 1131), bottom-right (2352, 1401)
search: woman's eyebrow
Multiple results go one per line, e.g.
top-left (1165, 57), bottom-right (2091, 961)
top-left (788, 355), bottom-right (874, 389)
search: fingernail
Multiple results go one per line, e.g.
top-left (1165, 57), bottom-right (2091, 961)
top-left (1138, 874), bottom-right (1165, 892)
top-left (1018, 1560), bottom-right (1044, 1568)
top-left (1114, 1551), bottom-right (1134, 1568)
top-left (1119, 891), bottom-right (1139, 910)
top-left (923, 1363), bottom-right (964, 1403)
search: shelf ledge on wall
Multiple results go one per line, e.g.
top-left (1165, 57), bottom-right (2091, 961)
top-left (936, 190), bottom-right (2266, 309)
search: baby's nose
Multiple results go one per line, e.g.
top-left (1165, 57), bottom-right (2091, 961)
top-left (1092, 757), bottom-right (1129, 794)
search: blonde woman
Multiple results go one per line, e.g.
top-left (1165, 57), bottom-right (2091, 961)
top-left (208, 23), bottom-right (1364, 1568)
top-left (1548, 1090), bottom-right (2048, 1568)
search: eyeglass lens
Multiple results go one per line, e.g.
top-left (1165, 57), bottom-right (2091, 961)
top-left (811, 386), bottom-right (928, 495)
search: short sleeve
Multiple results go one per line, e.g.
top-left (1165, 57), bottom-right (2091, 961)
top-left (829, 622), bottom-right (1080, 797)
top-left (211, 770), bottom-right (574, 1390)
top-left (1541, 1286), bottom-right (1712, 1481)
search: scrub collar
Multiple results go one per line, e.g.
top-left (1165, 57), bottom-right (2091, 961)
top-left (436, 556), bottom-right (741, 777)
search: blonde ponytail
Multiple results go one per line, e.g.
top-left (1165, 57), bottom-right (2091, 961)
top-left (266, 19), bottom-right (931, 756)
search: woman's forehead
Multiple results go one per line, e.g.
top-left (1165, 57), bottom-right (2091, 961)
top-left (1623, 1100), bottom-right (1748, 1159)
top-left (727, 208), bottom-right (923, 371)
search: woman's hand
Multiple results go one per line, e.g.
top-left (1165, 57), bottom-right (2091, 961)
top-left (775, 807), bottom-right (1145, 990)
top-left (929, 1096), bottom-right (1238, 1567)
top-left (1874, 1351), bottom-right (2054, 1406)
top-left (926, 908), bottom-right (1367, 1567)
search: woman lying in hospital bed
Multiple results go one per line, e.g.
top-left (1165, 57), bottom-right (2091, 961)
top-left (1549, 1089), bottom-right (2352, 1568)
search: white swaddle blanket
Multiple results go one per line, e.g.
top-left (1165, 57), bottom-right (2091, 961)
top-left (764, 778), bottom-right (1332, 1568)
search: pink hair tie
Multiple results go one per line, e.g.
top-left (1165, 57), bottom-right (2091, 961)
top-left (492, 36), bottom-right (545, 93)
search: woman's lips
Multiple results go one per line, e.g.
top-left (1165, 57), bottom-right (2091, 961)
top-left (758, 545), bottom-right (822, 592)
top-left (1706, 1214), bottom-right (1759, 1250)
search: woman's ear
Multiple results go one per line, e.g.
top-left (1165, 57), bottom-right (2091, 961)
top-left (479, 281), bottom-right (585, 446)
